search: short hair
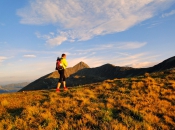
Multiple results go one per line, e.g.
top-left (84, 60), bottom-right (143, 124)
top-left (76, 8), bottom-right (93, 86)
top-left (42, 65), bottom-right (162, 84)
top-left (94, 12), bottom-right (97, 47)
top-left (62, 53), bottom-right (66, 57)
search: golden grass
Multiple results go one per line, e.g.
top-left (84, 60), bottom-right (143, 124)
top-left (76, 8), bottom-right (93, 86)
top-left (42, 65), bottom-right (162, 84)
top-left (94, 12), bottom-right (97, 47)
top-left (0, 69), bottom-right (175, 129)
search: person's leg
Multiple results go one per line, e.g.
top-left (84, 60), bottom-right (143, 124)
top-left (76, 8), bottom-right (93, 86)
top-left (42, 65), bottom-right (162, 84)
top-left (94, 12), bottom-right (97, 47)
top-left (62, 70), bottom-right (68, 90)
top-left (63, 81), bottom-right (66, 88)
top-left (56, 70), bottom-right (64, 91)
top-left (57, 82), bottom-right (61, 89)
top-left (63, 81), bottom-right (68, 90)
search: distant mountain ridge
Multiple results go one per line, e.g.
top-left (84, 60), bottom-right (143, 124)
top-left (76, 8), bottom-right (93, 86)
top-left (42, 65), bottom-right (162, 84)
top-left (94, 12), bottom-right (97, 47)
top-left (0, 86), bottom-right (8, 93)
top-left (0, 82), bottom-right (29, 94)
top-left (19, 56), bottom-right (175, 91)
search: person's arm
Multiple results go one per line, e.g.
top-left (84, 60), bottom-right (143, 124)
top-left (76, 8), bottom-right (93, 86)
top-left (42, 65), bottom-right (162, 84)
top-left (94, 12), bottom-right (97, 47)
top-left (62, 59), bottom-right (68, 69)
top-left (64, 59), bottom-right (68, 68)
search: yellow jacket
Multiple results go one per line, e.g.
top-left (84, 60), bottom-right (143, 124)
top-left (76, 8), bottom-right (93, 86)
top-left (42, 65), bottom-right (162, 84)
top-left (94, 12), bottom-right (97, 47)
top-left (61, 58), bottom-right (68, 69)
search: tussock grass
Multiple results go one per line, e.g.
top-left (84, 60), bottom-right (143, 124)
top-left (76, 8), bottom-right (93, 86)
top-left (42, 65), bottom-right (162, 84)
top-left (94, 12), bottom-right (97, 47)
top-left (0, 69), bottom-right (175, 129)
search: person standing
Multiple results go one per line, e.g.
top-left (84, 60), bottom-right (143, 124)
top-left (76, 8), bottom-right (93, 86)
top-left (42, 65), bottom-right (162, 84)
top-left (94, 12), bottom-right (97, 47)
top-left (56, 53), bottom-right (68, 92)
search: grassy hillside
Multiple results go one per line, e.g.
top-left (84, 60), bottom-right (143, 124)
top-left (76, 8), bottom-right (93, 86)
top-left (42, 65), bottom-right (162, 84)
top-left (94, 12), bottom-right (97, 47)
top-left (0, 69), bottom-right (175, 130)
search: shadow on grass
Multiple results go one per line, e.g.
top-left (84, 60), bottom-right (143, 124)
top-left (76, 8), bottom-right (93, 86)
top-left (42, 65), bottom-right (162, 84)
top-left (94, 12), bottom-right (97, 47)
top-left (98, 96), bottom-right (143, 125)
top-left (39, 91), bottom-right (50, 105)
top-left (73, 113), bottom-right (82, 120)
top-left (121, 106), bottom-right (143, 122)
top-left (111, 108), bottom-right (123, 121)
top-left (7, 108), bottom-right (24, 118)
top-left (56, 111), bottom-right (67, 120)
top-left (60, 91), bottom-right (73, 98)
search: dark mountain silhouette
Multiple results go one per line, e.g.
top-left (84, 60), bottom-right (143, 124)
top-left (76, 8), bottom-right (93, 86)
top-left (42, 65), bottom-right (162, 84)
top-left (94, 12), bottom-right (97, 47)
top-left (19, 62), bottom-right (90, 91)
top-left (19, 56), bottom-right (175, 91)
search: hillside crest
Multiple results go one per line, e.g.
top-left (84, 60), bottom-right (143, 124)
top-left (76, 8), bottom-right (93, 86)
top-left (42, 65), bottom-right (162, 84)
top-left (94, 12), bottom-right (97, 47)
top-left (19, 56), bottom-right (175, 91)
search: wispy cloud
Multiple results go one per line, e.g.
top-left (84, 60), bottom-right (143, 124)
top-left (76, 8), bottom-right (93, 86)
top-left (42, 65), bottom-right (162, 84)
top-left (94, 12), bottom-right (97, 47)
top-left (46, 36), bottom-right (67, 46)
top-left (0, 56), bottom-right (7, 64)
top-left (74, 42), bottom-right (147, 55)
top-left (162, 10), bottom-right (175, 18)
top-left (1, 41), bottom-right (151, 68)
top-left (68, 41), bottom-right (146, 56)
top-left (131, 62), bottom-right (158, 68)
top-left (23, 55), bottom-right (36, 58)
top-left (0, 48), bottom-right (69, 60)
top-left (147, 21), bottom-right (163, 28)
top-left (115, 53), bottom-right (160, 67)
top-left (17, 0), bottom-right (175, 46)
top-left (65, 42), bottom-right (158, 68)
top-left (117, 42), bottom-right (147, 50)
top-left (68, 51), bottom-right (160, 68)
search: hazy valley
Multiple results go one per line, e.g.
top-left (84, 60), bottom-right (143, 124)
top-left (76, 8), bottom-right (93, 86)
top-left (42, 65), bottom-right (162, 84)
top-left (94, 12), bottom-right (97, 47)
top-left (0, 82), bottom-right (29, 94)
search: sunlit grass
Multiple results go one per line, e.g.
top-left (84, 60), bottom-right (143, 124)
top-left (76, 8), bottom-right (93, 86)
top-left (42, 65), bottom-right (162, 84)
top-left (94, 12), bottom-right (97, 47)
top-left (0, 69), bottom-right (175, 129)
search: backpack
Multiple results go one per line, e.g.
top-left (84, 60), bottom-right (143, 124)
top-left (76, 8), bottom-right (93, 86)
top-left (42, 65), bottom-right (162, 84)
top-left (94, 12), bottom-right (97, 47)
top-left (55, 57), bottom-right (63, 70)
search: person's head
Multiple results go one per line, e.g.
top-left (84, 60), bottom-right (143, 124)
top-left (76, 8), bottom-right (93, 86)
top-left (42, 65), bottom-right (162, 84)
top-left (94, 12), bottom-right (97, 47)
top-left (61, 53), bottom-right (66, 58)
top-left (57, 57), bottom-right (60, 61)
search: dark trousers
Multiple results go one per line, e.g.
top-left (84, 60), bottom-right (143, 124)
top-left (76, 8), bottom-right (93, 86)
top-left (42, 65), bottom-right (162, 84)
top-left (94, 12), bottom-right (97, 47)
top-left (58, 69), bottom-right (66, 83)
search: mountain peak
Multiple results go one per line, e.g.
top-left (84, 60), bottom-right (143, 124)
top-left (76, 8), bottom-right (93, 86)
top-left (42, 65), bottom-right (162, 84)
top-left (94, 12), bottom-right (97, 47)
top-left (73, 61), bottom-right (90, 68)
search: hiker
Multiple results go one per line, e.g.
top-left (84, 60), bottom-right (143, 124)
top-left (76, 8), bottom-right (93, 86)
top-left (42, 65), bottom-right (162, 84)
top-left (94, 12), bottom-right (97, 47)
top-left (56, 53), bottom-right (68, 92)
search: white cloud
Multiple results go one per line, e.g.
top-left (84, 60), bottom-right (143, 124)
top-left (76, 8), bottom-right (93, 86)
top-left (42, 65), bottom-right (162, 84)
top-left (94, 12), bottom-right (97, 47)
top-left (23, 55), bottom-right (36, 58)
top-left (17, 0), bottom-right (175, 45)
top-left (0, 56), bottom-right (7, 63)
top-left (131, 62), bottom-right (158, 68)
top-left (113, 53), bottom-right (160, 68)
top-left (147, 21), bottom-right (163, 28)
top-left (66, 42), bottom-right (159, 68)
top-left (162, 10), bottom-right (175, 18)
top-left (64, 41), bottom-right (148, 67)
top-left (46, 36), bottom-right (67, 46)
top-left (67, 51), bottom-right (160, 68)
top-left (74, 42), bottom-right (147, 55)
top-left (117, 42), bottom-right (147, 50)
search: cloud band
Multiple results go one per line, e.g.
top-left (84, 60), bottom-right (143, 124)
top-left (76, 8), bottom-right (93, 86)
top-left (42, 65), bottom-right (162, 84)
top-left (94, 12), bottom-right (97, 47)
top-left (17, 0), bottom-right (175, 45)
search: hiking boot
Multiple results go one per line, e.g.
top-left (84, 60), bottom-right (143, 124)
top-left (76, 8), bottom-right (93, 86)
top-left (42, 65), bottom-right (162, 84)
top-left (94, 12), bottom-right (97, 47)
top-left (56, 88), bottom-right (60, 92)
top-left (64, 87), bottom-right (68, 91)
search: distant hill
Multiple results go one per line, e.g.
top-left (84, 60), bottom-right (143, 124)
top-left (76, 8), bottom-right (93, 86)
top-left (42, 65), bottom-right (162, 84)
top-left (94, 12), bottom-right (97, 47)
top-left (0, 82), bottom-right (29, 93)
top-left (19, 56), bottom-right (175, 91)
top-left (0, 86), bottom-right (8, 93)
top-left (0, 90), bottom-right (8, 93)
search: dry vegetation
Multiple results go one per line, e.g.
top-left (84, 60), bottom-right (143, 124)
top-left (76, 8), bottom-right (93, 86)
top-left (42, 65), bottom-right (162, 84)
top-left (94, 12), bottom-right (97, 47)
top-left (0, 69), bottom-right (175, 130)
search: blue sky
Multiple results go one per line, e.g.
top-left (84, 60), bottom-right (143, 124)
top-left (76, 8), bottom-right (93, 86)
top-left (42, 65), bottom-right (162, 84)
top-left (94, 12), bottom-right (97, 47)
top-left (0, 0), bottom-right (175, 85)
